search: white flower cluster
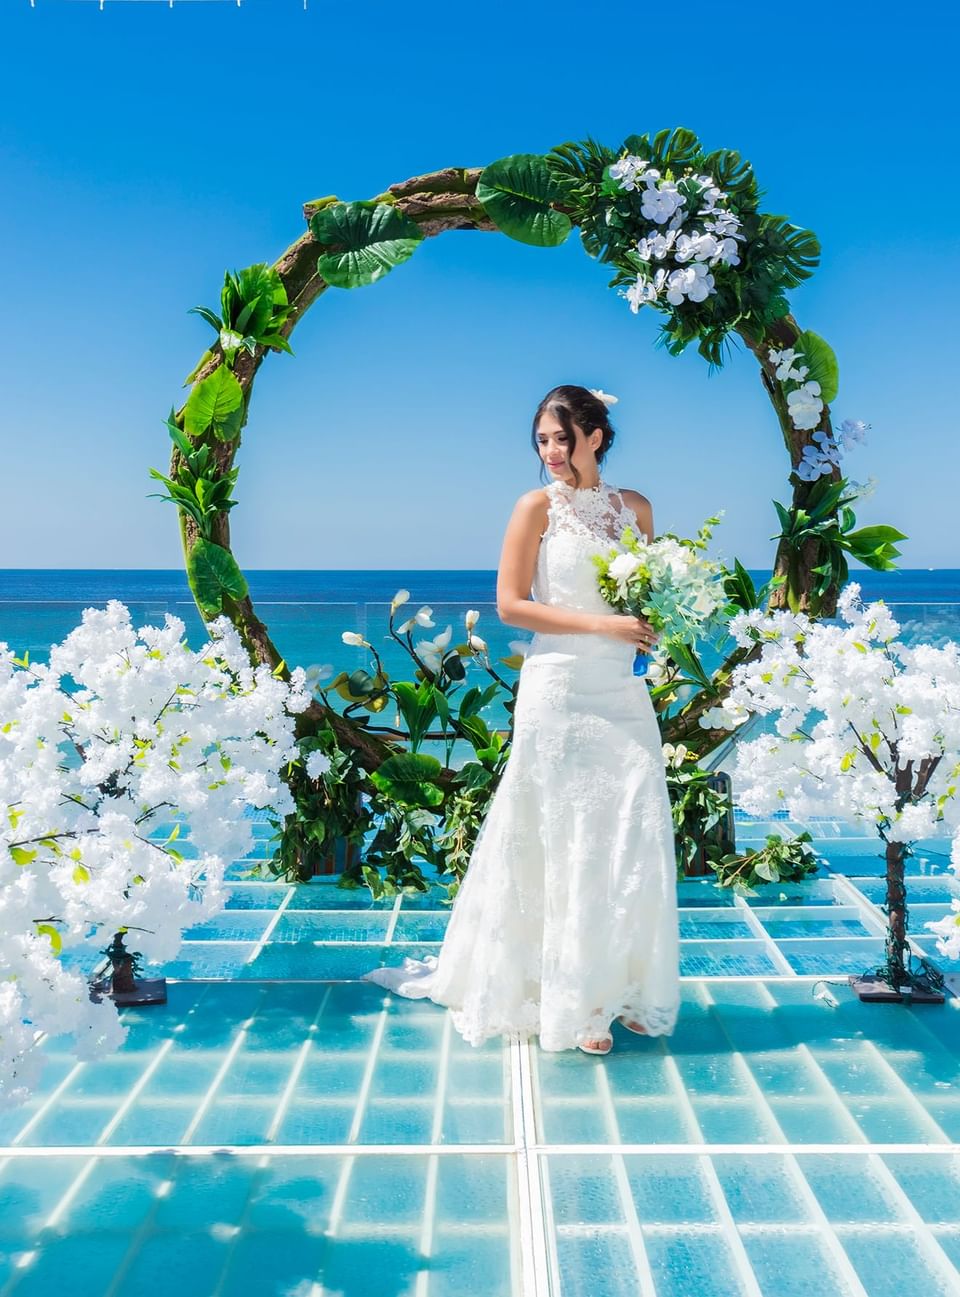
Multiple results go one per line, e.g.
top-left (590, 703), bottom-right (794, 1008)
top-left (1, 601), bottom-right (309, 1102)
top-left (609, 154), bottom-right (746, 312)
top-left (698, 583), bottom-right (960, 959)
top-left (603, 531), bottom-right (727, 646)
top-left (768, 346), bottom-right (871, 480)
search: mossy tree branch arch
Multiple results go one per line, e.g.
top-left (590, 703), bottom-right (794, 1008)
top-left (155, 130), bottom-right (904, 793)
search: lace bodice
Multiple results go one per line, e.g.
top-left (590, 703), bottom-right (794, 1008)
top-left (530, 477), bottom-right (639, 627)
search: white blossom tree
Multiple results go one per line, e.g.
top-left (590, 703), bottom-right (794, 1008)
top-left (1, 601), bottom-right (309, 1102)
top-left (701, 583), bottom-right (960, 999)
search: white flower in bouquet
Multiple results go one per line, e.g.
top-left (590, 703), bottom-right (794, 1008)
top-left (591, 513), bottom-right (728, 656)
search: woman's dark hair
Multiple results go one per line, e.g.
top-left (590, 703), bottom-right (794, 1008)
top-left (531, 385), bottom-right (618, 488)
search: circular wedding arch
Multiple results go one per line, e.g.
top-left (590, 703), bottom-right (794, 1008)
top-left (156, 127), bottom-right (901, 779)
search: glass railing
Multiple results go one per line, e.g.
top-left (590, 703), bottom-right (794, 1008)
top-left (2, 599), bottom-right (958, 765)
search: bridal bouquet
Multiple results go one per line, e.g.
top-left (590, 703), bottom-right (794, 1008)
top-left (590, 513), bottom-right (728, 676)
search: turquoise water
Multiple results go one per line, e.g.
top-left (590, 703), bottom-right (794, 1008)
top-left (2, 585), bottom-right (960, 1294)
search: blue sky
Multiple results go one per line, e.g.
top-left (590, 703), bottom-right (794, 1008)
top-left (1, 0), bottom-right (957, 571)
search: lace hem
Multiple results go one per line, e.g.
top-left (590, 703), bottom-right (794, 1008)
top-left (361, 960), bottom-right (681, 1053)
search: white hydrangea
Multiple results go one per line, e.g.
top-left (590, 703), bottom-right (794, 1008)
top-left (1, 601), bottom-right (308, 1102)
top-left (702, 583), bottom-right (960, 959)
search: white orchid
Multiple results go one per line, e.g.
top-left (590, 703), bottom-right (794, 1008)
top-left (767, 347), bottom-right (811, 383)
top-left (786, 380), bottom-right (824, 430)
top-left (465, 609), bottom-right (480, 631)
top-left (704, 211), bottom-right (743, 238)
top-left (838, 418), bottom-right (870, 448)
top-left (666, 263), bottom-right (715, 305)
top-left (662, 742), bottom-right (689, 768)
top-left (636, 230), bottom-right (677, 261)
top-left (396, 604), bottom-right (435, 635)
top-left (624, 268), bottom-right (668, 312)
top-left (391, 588), bottom-right (410, 611)
top-left (641, 179), bottom-right (685, 225)
top-left (415, 624), bottom-right (453, 674)
top-left (609, 154), bottom-right (650, 191)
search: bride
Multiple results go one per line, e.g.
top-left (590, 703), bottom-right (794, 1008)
top-left (362, 385), bottom-right (681, 1054)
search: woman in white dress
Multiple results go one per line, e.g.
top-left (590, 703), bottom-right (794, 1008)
top-left (362, 385), bottom-right (681, 1054)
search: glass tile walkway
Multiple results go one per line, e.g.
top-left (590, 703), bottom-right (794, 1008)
top-left (2, 813), bottom-right (959, 1295)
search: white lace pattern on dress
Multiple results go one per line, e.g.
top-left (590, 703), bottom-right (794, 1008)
top-left (361, 477), bottom-right (681, 1051)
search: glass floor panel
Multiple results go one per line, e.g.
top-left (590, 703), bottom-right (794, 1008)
top-left (541, 1151), bottom-right (960, 1297)
top-left (0, 1152), bottom-right (519, 1297)
top-left (3, 820), bottom-right (960, 1295)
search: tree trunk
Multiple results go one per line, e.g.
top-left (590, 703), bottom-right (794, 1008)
top-left (883, 838), bottom-right (908, 989)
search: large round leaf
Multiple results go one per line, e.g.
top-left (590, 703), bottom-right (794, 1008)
top-left (183, 364), bottom-right (244, 442)
top-left (475, 154), bottom-right (572, 247)
top-left (370, 751), bottom-right (445, 808)
top-left (311, 201), bottom-right (424, 288)
top-left (796, 330), bottom-right (839, 404)
top-left (188, 539), bottom-right (249, 616)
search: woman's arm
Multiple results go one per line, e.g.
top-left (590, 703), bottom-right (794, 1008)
top-left (495, 490), bottom-right (607, 634)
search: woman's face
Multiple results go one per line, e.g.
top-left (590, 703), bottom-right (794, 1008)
top-left (536, 411), bottom-right (602, 485)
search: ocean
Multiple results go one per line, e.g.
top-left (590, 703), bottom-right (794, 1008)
top-left (2, 570), bottom-right (958, 679)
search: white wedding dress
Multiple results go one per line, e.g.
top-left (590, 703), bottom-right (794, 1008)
top-left (361, 476), bottom-right (681, 1051)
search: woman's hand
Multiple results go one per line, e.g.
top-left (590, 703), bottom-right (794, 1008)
top-left (595, 613), bottom-right (660, 652)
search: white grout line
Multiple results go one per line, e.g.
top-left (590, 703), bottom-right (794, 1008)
top-left (732, 893), bottom-right (797, 975)
top-left (593, 1064), bottom-right (657, 1297)
top-left (413, 1010), bottom-right (454, 1297)
top-left (11, 1063), bottom-right (86, 1145)
top-left (264, 987), bottom-right (333, 1144)
top-left (181, 995), bottom-right (264, 1144)
top-left (243, 886), bottom-right (296, 963)
top-left (696, 1151), bottom-right (766, 1297)
top-left (865, 1152), bottom-right (960, 1294)
top-left (96, 1039), bottom-right (175, 1145)
top-left (696, 982), bottom-right (870, 1296)
top-left (514, 1037), bottom-right (551, 1297)
top-left (383, 891), bottom-right (403, 944)
top-left (1, 1141), bottom-right (957, 1158)
top-left (861, 1039), bottom-right (954, 1145)
top-left (779, 1153), bottom-right (872, 1297)
top-left (162, 972), bottom-right (911, 985)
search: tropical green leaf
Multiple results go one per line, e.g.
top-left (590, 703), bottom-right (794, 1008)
top-left (311, 201), bottom-right (424, 288)
top-left (187, 540), bottom-right (248, 617)
top-left (183, 365), bottom-right (244, 441)
top-left (475, 153), bottom-right (572, 247)
top-left (795, 330), bottom-right (839, 404)
top-left (370, 751), bottom-right (445, 808)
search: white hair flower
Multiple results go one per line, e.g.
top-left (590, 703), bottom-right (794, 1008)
top-left (589, 388), bottom-right (619, 407)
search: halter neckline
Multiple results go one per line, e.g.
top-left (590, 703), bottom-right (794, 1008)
top-left (552, 476), bottom-right (608, 494)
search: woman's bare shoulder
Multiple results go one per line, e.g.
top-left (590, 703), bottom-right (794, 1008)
top-left (618, 488), bottom-right (654, 540)
top-left (618, 487), bottom-right (652, 509)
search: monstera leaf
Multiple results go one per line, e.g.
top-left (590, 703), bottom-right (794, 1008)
top-left (475, 153), bottom-right (572, 247)
top-left (311, 201), bottom-right (424, 288)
